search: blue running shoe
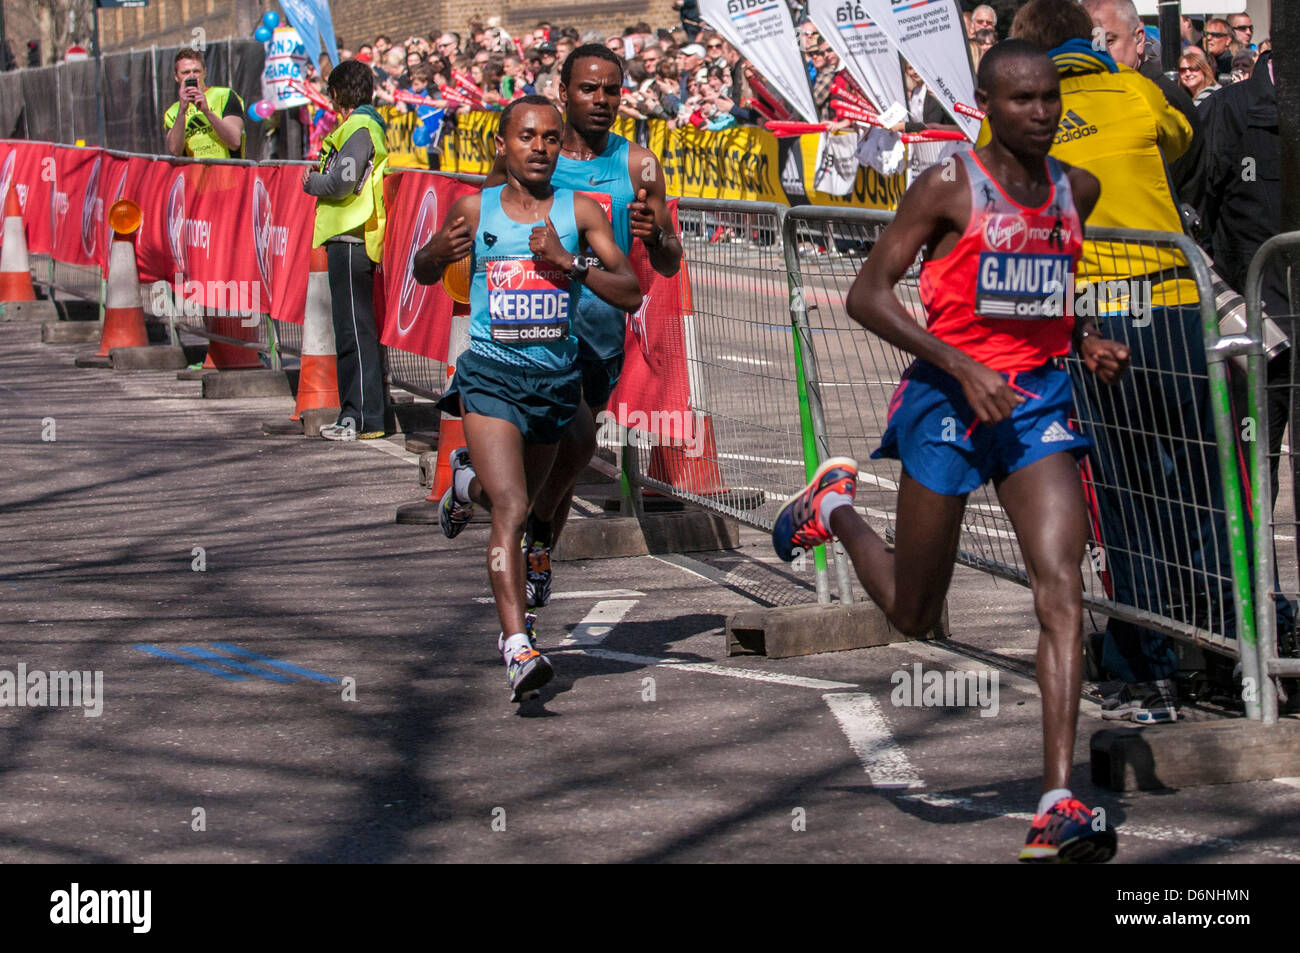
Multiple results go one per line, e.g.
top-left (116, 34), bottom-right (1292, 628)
top-left (439, 447), bottom-right (474, 539)
top-left (771, 456), bottom-right (858, 562)
top-left (1019, 796), bottom-right (1117, 863)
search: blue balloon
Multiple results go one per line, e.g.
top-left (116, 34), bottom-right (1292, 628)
top-left (411, 125), bottom-right (432, 147)
top-left (254, 25), bottom-right (272, 43)
top-left (247, 102), bottom-right (264, 121)
top-left (262, 10), bottom-right (280, 29)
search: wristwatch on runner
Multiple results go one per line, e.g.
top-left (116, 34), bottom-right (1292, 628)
top-left (567, 254), bottom-right (590, 282)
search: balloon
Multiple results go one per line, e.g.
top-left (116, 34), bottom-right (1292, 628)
top-left (411, 125), bottom-right (431, 147)
top-left (255, 100), bottom-right (277, 119)
top-left (262, 10), bottom-right (280, 29)
top-left (254, 25), bottom-right (272, 43)
top-left (247, 102), bottom-right (264, 121)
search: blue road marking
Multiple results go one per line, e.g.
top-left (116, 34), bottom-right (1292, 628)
top-left (133, 644), bottom-right (248, 681)
top-left (178, 646), bottom-right (297, 683)
top-left (211, 643), bottom-right (340, 683)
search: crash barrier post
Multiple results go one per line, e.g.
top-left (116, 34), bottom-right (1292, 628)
top-left (778, 205), bottom-right (1261, 705)
top-left (1245, 233), bottom-right (1300, 724)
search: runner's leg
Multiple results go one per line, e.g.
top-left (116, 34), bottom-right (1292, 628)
top-left (462, 412), bottom-right (559, 637)
top-left (993, 452), bottom-right (1088, 793)
top-left (830, 471), bottom-right (967, 636)
top-left (529, 397), bottom-right (598, 543)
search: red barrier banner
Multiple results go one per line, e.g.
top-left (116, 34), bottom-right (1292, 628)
top-left (0, 141), bottom-right (55, 255)
top-left (377, 170), bottom-right (478, 362)
top-left (247, 165), bottom-right (316, 324)
top-left (607, 200), bottom-right (693, 437)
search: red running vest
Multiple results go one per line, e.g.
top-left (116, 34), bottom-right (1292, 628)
top-left (919, 150), bottom-right (1083, 374)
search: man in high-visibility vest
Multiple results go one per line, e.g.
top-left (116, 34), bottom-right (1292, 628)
top-left (302, 58), bottom-right (389, 440)
top-left (163, 48), bottom-right (245, 159)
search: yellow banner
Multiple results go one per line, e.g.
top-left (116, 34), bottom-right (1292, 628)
top-left (433, 111), bottom-right (903, 208)
top-left (378, 106), bottom-right (430, 170)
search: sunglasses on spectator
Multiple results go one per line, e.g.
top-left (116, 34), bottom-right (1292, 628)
top-left (1205, 31), bottom-right (1229, 39)
top-left (1233, 25), bottom-right (1253, 34)
top-left (706, 42), bottom-right (723, 49)
top-left (1178, 66), bottom-right (1199, 73)
top-left (802, 31), bottom-right (819, 38)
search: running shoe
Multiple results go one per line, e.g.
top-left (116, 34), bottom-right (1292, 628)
top-left (504, 642), bottom-right (553, 702)
top-left (525, 542), bottom-right (552, 608)
top-left (1019, 796), bottom-right (1117, 863)
top-left (1101, 679), bottom-right (1178, 725)
top-left (499, 616), bottom-right (539, 653)
top-left (771, 456), bottom-right (858, 562)
top-left (357, 430), bottom-right (386, 440)
top-left (320, 422), bottom-right (356, 441)
top-left (438, 447), bottom-right (474, 539)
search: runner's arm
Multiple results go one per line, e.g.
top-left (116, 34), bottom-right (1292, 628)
top-left (1064, 166), bottom-right (1129, 385)
top-left (627, 143), bottom-right (682, 277)
top-left (569, 195), bottom-right (643, 313)
top-left (845, 164), bottom-right (1023, 425)
top-left (413, 194), bottom-right (479, 284)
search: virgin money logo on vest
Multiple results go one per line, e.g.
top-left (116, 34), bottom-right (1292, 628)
top-left (166, 174), bottom-right (211, 277)
top-left (398, 186), bottom-right (438, 333)
top-left (81, 156), bottom-right (103, 259)
top-left (250, 178), bottom-right (287, 299)
top-left (983, 214), bottom-right (1026, 253)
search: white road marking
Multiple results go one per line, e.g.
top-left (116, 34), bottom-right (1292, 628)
top-left (898, 639), bottom-right (1043, 701)
top-left (718, 452), bottom-right (803, 467)
top-left (358, 438), bottom-right (419, 465)
top-left (823, 692), bottom-right (925, 790)
top-left (820, 381), bottom-right (899, 387)
top-left (572, 646), bottom-right (857, 690)
top-left (561, 599), bottom-right (638, 645)
top-left (857, 472), bottom-right (898, 491)
top-left (473, 588), bottom-right (645, 604)
top-left (1274, 777), bottom-right (1300, 789)
top-left (716, 354), bottom-right (773, 367)
top-left (900, 792), bottom-right (1300, 861)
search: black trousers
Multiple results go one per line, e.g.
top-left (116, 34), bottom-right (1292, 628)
top-left (326, 240), bottom-right (386, 433)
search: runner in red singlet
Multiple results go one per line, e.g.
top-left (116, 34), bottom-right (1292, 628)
top-left (772, 40), bottom-right (1130, 862)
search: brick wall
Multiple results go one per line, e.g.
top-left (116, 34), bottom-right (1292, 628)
top-left (99, 0), bottom-right (683, 55)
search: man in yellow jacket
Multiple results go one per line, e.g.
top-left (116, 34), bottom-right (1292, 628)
top-left (164, 48), bottom-right (246, 159)
top-left (302, 59), bottom-right (389, 440)
top-left (1006, 0), bottom-right (1239, 726)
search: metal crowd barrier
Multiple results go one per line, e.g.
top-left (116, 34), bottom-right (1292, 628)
top-left (1246, 232), bottom-right (1300, 723)
top-left (618, 199), bottom-right (1264, 713)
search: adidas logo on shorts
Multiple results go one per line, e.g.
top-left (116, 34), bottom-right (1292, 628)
top-left (1040, 421), bottom-right (1074, 443)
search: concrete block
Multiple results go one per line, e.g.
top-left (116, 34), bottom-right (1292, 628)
top-left (176, 368), bottom-right (211, 381)
top-left (418, 451), bottom-right (438, 487)
top-left (201, 369), bottom-right (292, 399)
top-left (1, 299), bottom-right (59, 321)
top-left (43, 320), bottom-right (101, 344)
top-left (726, 600), bottom-right (946, 659)
top-left (110, 345), bottom-right (188, 371)
top-left (553, 510), bottom-right (739, 561)
top-left (53, 299), bottom-right (100, 322)
top-left (405, 431), bottom-right (438, 455)
top-left (301, 407), bottom-right (339, 436)
top-left (74, 354), bottom-right (113, 368)
top-left (1091, 719), bottom-right (1300, 792)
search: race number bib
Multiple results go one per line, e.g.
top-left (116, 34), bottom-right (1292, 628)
top-left (976, 212), bottom-right (1075, 320)
top-left (486, 258), bottom-right (571, 344)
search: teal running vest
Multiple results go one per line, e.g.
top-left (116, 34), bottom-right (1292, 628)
top-left (551, 133), bottom-right (635, 361)
top-left (469, 185), bottom-right (580, 370)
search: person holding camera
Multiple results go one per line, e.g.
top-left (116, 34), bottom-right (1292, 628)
top-left (164, 48), bottom-right (245, 159)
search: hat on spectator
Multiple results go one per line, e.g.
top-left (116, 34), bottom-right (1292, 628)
top-left (681, 43), bottom-right (706, 58)
top-left (537, 42), bottom-right (557, 54)
top-left (355, 51), bottom-right (372, 64)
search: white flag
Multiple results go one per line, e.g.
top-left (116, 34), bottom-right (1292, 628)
top-left (857, 0), bottom-right (980, 141)
top-left (807, 0), bottom-right (905, 117)
top-left (699, 0), bottom-right (819, 123)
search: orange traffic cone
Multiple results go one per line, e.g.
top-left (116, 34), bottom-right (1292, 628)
top-left (395, 301), bottom-right (468, 524)
top-left (645, 255), bottom-right (733, 497)
top-left (264, 245), bottom-right (339, 433)
top-left (293, 245), bottom-right (341, 421)
top-left (0, 185), bottom-right (36, 303)
top-left (95, 230), bottom-right (148, 356)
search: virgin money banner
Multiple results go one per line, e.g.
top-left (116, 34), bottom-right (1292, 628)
top-left (247, 165), bottom-right (315, 324)
top-left (0, 141), bottom-right (50, 254)
top-left (808, 0), bottom-right (906, 115)
top-left (857, 0), bottom-right (980, 141)
top-left (607, 200), bottom-right (694, 433)
top-left (377, 170), bottom-right (478, 362)
top-left (46, 147), bottom-right (106, 268)
top-left (699, 0), bottom-right (818, 123)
